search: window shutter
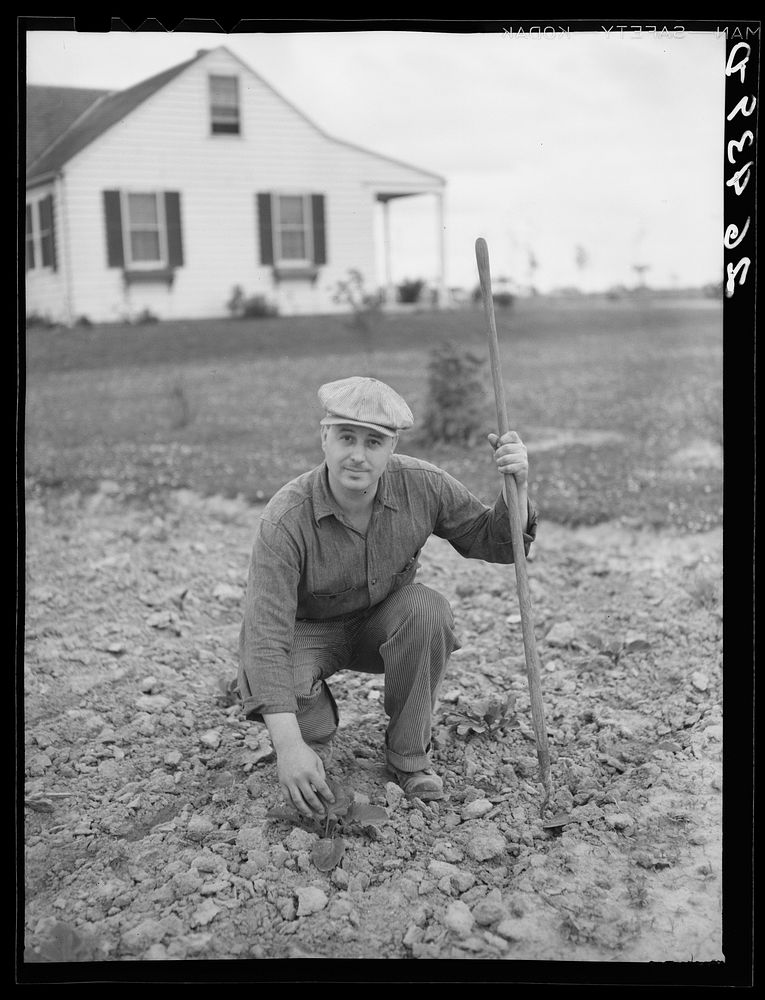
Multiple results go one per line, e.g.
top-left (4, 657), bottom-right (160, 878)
top-left (25, 204), bottom-right (35, 272)
top-left (311, 194), bottom-right (326, 265)
top-left (49, 194), bottom-right (57, 271)
top-left (257, 193), bottom-right (274, 265)
top-left (103, 190), bottom-right (124, 268)
top-left (39, 194), bottom-right (58, 271)
top-left (164, 191), bottom-right (184, 267)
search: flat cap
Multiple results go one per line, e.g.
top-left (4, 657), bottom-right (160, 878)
top-left (318, 376), bottom-right (414, 437)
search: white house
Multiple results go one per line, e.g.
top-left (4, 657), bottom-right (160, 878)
top-left (25, 46), bottom-right (447, 324)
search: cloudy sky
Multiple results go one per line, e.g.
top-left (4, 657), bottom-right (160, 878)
top-left (24, 21), bottom-right (726, 293)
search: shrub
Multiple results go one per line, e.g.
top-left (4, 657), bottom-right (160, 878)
top-left (397, 278), bottom-right (425, 304)
top-left (241, 295), bottom-right (279, 319)
top-left (135, 308), bottom-right (159, 325)
top-left (26, 311), bottom-right (56, 329)
top-left (492, 291), bottom-right (515, 309)
top-left (470, 286), bottom-right (514, 310)
top-left (418, 342), bottom-right (489, 446)
top-left (227, 285), bottom-right (279, 319)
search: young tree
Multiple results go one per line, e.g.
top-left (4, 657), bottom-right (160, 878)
top-left (332, 269), bottom-right (384, 366)
top-left (527, 248), bottom-right (539, 295)
top-left (574, 244), bottom-right (589, 285)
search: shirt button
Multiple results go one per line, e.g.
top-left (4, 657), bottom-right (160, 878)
top-left (371, 578), bottom-right (377, 585)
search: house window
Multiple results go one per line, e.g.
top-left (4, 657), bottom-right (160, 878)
top-left (25, 194), bottom-right (56, 271)
top-left (103, 190), bottom-right (184, 279)
top-left (209, 75), bottom-right (240, 134)
top-left (274, 195), bottom-right (311, 264)
top-left (123, 192), bottom-right (165, 267)
top-left (257, 192), bottom-right (327, 274)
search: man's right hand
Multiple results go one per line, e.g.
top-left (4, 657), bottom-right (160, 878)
top-left (263, 713), bottom-right (335, 819)
top-left (276, 742), bottom-right (335, 818)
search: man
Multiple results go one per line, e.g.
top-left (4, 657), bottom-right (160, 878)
top-left (238, 376), bottom-right (538, 816)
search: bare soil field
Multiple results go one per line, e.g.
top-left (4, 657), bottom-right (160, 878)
top-left (23, 484), bottom-right (726, 971)
top-left (21, 299), bottom-right (750, 983)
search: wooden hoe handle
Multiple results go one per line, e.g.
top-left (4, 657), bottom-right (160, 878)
top-left (475, 237), bottom-right (552, 807)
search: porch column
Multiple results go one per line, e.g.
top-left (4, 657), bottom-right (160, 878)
top-left (435, 190), bottom-right (446, 308)
top-left (381, 197), bottom-right (395, 306)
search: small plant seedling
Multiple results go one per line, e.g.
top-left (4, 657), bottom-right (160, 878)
top-left (216, 676), bottom-right (240, 707)
top-left (626, 874), bottom-right (650, 908)
top-left (444, 694), bottom-right (518, 740)
top-left (311, 837), bottom-right (346, 872)
top-left (584, 632), bottom-right (652, 666)
top-left (266, 779), bottom-right (389, 871)
top-left (542, 811), bottom-right (572, 831)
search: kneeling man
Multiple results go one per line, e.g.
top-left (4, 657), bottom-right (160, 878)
top-left (238, 376), bottom-right (538, 815)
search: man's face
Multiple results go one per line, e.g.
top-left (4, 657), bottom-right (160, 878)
top-left (321, 423), bottom-right (396, 496)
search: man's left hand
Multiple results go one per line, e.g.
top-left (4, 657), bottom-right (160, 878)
top-left (488, 431), bottom-right (528, 485)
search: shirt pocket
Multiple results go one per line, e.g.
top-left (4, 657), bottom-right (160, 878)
top-left (306, 585), bottom-right (360, 619)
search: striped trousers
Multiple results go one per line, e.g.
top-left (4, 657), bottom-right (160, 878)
top-left (289, 583), bottom-right (460, 771)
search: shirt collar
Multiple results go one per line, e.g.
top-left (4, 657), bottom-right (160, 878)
top-left (312, 462), bottom-right (399, 524)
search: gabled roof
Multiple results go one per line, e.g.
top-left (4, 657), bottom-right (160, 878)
top-left (26, 52), bottom-right (201, 182)
top-left (25, 85), bottom-right (111, 166)
top-left (25, 46), bottom-right (445, 188)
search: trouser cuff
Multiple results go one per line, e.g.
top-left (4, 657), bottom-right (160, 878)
top-left (385, 747), bottom-right (432, 771)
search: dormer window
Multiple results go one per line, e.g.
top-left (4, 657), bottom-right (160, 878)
top-left (209, 74), bottom-right (240, 134)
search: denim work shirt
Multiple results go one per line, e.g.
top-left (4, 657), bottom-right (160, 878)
top-left (238, 453), bottom-right (538, 717)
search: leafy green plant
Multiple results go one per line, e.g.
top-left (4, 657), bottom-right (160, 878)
top-left (266, 778), bottom-right (389, 872)
top-left (242, 295), bottom-right (279, 319)
top-left (226, 284), bottom-right (246, 317)
top-left (444, 693), bottom-right (518, 739)
top-left (492, 291), bottom-right (515, 309)
top-left (583, 631), bottom-right (651, 667)
top-left (626, 873), bottom-right (650, 908)
top-left (470, 286), bottom-right (515, 310)
top-left (397, 278), bottom-right (425, 304)
top-left (227, 285), bottom-right (279, 319)
top-left (686, 570), bottom-right (721, 610)
top-left (26, 311), bottom-right (57, 329)
top-left (216, 675), bottom-right (240, 707)
top-left (135, 308), bottom-right (159, 325)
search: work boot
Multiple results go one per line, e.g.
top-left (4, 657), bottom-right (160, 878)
top-left (387, 762), bottom-right (444, 801)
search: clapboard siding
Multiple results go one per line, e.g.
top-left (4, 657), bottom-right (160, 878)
top-left (27, 48), bottom-right (443, 322)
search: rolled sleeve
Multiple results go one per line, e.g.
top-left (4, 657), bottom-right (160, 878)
top-left (493, 489), bottom-right (539, 555)
top-left (434, 470), bottom-right (538, 563)
top-left (238, 519), bottom-right (302, 718)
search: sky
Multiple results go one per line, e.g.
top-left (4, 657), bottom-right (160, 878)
top-left (23, 21), bottom-right (727, 294)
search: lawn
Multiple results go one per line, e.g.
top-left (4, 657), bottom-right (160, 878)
top-left (23, 296), bottom-right (723, 531)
